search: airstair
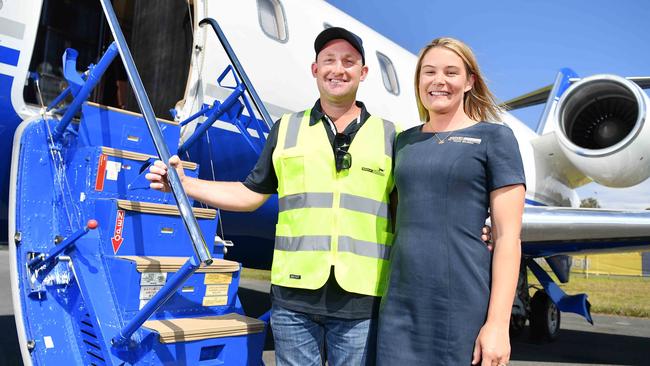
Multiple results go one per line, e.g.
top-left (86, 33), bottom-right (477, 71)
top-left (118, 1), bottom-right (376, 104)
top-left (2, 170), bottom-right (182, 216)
top-left (10, 1), bottom-right (272, 364)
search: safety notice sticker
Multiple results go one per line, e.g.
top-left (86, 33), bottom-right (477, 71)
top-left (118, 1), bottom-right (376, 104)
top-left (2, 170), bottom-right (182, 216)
top-left (95, 154), bottom-right (108, 191)
top-left (140, 285), bottom-right (163, 300)
top-left (202, 296), bottom-right (228, 307)
top-left (205, 285), bottom-right (229, 297)
top-left (105, 160), bottom-right (122, 181)
top-left (204, 273), bottom-right (232, 285)
top-left (141, 272), bottom-right (167, 286)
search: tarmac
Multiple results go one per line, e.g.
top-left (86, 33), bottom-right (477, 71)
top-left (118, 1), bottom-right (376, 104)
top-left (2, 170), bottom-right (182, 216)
top-left (2, 247), bottom-right (649, 366)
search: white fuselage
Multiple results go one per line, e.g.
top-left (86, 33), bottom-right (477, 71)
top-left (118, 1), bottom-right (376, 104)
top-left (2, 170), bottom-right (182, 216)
top-left (2, 0), bottom-right (579, 210)
top-left (182, 0), bottom-right (576, 207)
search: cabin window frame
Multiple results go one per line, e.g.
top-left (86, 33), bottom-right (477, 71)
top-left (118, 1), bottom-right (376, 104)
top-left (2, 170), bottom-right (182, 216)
top-left (376, 51), bottom-right (400, 96)
top-left (257, 0), bottom-right (289, 43)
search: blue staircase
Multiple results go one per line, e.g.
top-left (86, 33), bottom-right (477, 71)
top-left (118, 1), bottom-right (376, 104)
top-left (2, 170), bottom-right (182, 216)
top-left (14, 103), bottom-right (267, 365)
top-left (11, 3), bottom-right (271, 365)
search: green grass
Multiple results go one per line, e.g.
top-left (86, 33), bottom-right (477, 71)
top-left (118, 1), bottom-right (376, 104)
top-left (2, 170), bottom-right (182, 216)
top-left (242, 268), bottom-right (650, 317)
top-left (529, 273), bottom-right (650, 318)
top-left (242, 267), bottom-right (271, 281)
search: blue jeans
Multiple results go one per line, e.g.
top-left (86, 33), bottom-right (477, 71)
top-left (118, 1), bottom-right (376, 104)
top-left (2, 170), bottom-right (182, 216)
top-left (270, 303), bottom-right (377, 366)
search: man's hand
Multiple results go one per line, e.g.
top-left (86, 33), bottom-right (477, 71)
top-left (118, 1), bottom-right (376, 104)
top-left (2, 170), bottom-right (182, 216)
top-left (145, 155), bottom-right (185, 192)
top-left (482, 225), bottom-right (493, 251)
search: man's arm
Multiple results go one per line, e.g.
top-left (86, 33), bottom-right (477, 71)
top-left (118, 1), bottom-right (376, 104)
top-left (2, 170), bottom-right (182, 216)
top-left (146, 156), bottom-right (271, 211)
top-left (147, 118), bottom-right (281, 211)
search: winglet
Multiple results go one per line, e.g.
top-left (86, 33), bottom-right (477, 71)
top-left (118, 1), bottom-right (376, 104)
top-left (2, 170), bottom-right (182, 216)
top-left (500, 68), bottom-right (578, 134)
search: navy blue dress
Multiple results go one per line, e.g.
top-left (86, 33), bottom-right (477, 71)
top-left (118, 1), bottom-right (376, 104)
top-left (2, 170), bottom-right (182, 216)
top-left (377, 122), bottom-right (525, 365)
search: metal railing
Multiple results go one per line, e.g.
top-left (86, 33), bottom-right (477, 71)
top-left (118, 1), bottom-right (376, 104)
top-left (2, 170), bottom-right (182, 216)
top-left (199, 17), bottom-right (274, 130)
top-left (98, 0), bottom-right (212, 347)
top-left (52, 43), bottom-right (118, 141)
top-left (177, 18), bottom-right (276, 156)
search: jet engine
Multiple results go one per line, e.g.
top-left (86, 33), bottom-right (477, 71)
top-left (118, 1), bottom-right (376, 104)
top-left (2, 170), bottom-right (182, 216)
top-left (554, 74), bottom-right (650, 187)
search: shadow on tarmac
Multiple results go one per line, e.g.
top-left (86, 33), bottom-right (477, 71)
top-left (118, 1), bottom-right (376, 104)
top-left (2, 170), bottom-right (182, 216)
top-left (238, 286), bottom-right (275, 351)
top-left (0, 315), bottom-right (22, 366)
top-left (3, 286), bottom-right (649, 365)
top-left (510, 325), bottom-right (650, 365)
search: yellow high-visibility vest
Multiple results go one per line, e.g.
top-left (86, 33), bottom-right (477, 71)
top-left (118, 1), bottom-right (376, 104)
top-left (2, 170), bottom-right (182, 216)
top-left (271, 109), bottom-right (398, 296)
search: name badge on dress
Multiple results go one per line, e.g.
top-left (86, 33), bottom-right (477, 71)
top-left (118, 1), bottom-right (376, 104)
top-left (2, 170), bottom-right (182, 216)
top-left (448, 136), bottom-right (482, 145)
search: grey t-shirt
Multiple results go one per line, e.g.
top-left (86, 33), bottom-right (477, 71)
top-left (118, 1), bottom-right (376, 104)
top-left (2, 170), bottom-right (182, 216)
top-left (243, 100), bottom-right (382, 319)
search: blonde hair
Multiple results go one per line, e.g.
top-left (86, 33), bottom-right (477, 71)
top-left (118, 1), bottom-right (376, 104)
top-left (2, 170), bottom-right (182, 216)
top-left (414, 37), bottom-right (502, 123)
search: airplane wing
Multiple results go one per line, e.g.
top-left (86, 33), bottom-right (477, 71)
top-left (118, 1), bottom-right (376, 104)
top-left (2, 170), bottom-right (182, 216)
top-left (501, 76), bottom-right (650, 110)
top-left (501, 84), bottom-right (553, 110)
top-left (522, 206), bottom-right (650, 257)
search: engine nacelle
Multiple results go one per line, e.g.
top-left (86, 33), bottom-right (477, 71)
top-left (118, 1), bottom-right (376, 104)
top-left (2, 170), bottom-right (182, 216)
top-left (555, 74), bottom-right (650, 187)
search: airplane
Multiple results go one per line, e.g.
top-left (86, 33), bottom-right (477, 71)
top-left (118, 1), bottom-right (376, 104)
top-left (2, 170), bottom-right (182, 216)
top-left (1, 0), bottom-right (650, 364)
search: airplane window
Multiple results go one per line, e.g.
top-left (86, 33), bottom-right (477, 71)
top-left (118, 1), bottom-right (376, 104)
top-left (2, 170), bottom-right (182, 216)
top-left (376, 51), bottom-right (400, 96)
top-left (257, 0), bottom-right (288, 42)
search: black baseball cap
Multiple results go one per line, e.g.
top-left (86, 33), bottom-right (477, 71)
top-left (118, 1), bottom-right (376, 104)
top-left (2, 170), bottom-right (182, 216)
top-left (314, 27), bottom-right (365, 65)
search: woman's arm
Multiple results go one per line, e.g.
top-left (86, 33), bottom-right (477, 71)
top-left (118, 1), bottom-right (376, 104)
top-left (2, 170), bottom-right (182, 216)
top-left (472, 183), bottom-right (525, 366)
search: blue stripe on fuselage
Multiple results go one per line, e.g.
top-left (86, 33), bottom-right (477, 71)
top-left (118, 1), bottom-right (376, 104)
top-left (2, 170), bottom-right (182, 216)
top-left (1, 69), bottom-right (22, 245)
top-left (0, 45), bottom-right (19, 66)
top-left (525, 198), bottom-right (547, 206)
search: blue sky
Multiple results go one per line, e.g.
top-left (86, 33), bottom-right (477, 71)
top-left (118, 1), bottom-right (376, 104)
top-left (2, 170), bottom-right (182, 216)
top-left (326, 0), bottom-right (650, 209)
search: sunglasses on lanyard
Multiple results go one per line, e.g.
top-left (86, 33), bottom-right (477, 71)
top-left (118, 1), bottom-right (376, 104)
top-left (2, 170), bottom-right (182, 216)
top-left (334, 133), bottom-right (352, 172)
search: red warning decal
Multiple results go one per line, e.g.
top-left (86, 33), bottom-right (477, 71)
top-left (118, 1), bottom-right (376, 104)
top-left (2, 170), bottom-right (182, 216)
top-left (112, 209), bottom-right (125, 254)
top-left (95, 154), bottom-right (108, 192)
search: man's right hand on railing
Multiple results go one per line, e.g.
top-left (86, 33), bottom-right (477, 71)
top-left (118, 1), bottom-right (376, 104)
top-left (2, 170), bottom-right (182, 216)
top-left (146, 155), bottom-right (186, 193)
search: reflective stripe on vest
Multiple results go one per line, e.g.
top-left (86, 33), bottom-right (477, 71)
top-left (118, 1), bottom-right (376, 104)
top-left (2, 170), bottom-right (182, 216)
top-left (340, 193), bottom-right (389, 219)
top-left (278, 192), bottom-right (333, 212)
top-left (278, 192), bottom-right (388, 219)
top-left (275, 235), bottom-right (390, 261)
top-left (283, 112), bottom-right (303, 149)
top-left (275, 235), bottom-right (331, 251)
top-left (382, 119), bottom-right (396, 158)
top-left (339, 236), bottom-right (391, 260)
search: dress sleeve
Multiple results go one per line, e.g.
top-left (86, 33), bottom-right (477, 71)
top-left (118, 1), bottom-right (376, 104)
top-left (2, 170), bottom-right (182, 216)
top-left (486, 125), bottom-right (526, 192)
top-left (242, 119), bottom-right (281, 194)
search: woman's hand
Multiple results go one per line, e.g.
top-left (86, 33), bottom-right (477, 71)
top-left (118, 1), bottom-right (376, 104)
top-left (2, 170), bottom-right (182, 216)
top-left (471, 322), bottom-right (510, 366)
top-left (482, 225), bottom-right (493, 251)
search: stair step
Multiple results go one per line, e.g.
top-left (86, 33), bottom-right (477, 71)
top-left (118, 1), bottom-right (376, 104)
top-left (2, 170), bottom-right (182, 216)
top-left (116, 199), bottom-right (216, 219)
top-left (79, 102), bottom-right (181, 155)
top-left (143, 313), bottom-right (265, 343)
top-left (117, 255), bottom-right (240, 273)
top-left (87, 101), bottom-right (178, 125)
top-left (87, 147), bottom-right (199, 203)
top-left (101, 146), bottom-right (198, 170)
top-left (93, 199), bottom-right (219, 257)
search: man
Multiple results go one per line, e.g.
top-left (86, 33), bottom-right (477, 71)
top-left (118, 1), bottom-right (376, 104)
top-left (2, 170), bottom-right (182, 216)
top-left (148, 28), bottom-right (490, 365)
top-left (148, 27), bottom-right (391, 365)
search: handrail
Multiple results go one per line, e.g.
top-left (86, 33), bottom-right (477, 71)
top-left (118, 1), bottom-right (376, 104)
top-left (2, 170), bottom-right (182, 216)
top-left (199, 18), bottom-right (274, 130)
top-left (99, 0), bottom-right (211, 265)
top-left (98, 0), bottom-right (212, 346)
top-left (177, 64), bottom-right (265, 155)
top-left (52, 43), bottom-right (118, 141)
top-left (177, 84), bottom-right (246, 156)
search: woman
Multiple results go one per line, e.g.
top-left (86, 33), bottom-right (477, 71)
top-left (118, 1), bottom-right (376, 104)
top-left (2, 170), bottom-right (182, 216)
top-left (376, 37), bottom-right (525, 366)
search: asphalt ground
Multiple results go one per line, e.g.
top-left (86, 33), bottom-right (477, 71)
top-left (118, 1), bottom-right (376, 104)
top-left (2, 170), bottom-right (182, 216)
top-left (2, 248), bottom-right (649, 366)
